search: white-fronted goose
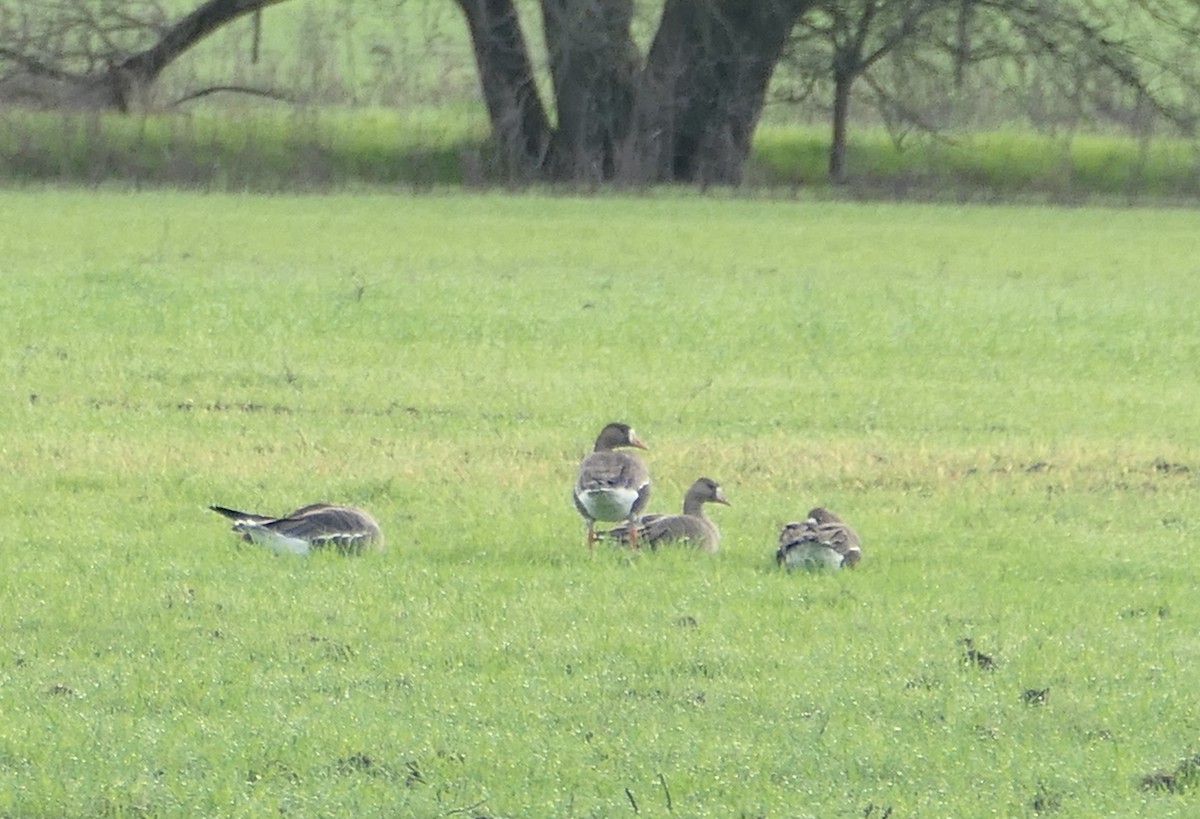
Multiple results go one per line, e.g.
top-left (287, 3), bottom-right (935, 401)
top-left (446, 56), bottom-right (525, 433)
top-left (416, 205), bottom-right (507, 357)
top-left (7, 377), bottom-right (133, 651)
top-left (573, 422), bottom-right (651, 549)
top-left (603, 477), bottom-right (730, 553)
top-left (209, 502), bottom-right (383, 556)
top-left (776, 506), bottom-right (861, 569)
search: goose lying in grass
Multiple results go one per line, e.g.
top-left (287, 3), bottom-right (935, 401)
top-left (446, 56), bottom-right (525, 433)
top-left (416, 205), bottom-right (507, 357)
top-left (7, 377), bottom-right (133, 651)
top-left (776, 507), bottom-right (861, 570)
top-left (209, 502), bottom-right (383, 556)
top-left (602, 477), bottom-right (730, 553)
top-left (573, 422), bottom-right (651, 549)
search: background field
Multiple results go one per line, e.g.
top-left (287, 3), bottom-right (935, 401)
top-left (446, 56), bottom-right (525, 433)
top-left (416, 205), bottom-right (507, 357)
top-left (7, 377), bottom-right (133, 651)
top-left (2, 191), bottom-right (1200, 816)
top-left (3, 0), bottom-right (1200, 199)
top-left (5, 109), bottom-right (1200, 204)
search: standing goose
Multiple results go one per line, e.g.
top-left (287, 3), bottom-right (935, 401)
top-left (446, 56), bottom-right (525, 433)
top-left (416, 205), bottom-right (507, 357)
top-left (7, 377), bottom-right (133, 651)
top-left (209, 502), bottom-right (384, 556)
top-left (776, 506), bottom-right (861, 570)
top-left (603, 477), bottom-right (730, 553)
top-left (573, 422), bottom-right (651, 549)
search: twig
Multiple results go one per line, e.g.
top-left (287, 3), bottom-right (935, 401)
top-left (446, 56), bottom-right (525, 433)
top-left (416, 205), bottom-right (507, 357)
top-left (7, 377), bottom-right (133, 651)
top-left (625, 787), bottom-right (638, 813)
top-left (658, 773), bottom-right (672, 812)
top-left (445, 798), bottom-right (488, 816)
top-left (171, 84), bottom-right (293, 106)
top-left (0, 47), bottom-right (77, 80)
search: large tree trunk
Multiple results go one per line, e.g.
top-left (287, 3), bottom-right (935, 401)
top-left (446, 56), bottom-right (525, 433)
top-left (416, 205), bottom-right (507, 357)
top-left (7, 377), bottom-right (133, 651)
top-left (458, 0), bottom-right (813, 184)
top-left (454, 0), bottom-right (554, 178)
top-left (540, 0), bottom-right (638, 182)
top-left (637, 0), bottom-right (815, 184)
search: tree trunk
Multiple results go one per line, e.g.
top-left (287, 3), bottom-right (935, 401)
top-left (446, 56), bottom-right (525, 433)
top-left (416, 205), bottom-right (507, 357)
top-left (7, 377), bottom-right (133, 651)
top-left (953, 0), bottom-right (973, 92)
top-left (540, 0), bottom-right (638, 182)
top-left (454, 0), bottom-right (554, 178)
top-left (457, 0), bottom-right (815, 184)
top-left (638, 0), bottom-right (815, 184)
top-left (829, 70), bottom-right (853, 183)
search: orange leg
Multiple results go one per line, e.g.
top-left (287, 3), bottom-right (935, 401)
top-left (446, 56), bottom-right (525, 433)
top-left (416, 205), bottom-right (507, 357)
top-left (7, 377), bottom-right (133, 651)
top-left (586, 524), bottom-right (597, 550)
top-left (627, 524), bottom-right (640, 551)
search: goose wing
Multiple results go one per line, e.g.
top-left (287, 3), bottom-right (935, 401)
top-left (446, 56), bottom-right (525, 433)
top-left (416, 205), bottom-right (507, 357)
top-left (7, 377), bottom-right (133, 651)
top-left (777, 518), bottom-right (861, 567)
top-left (574, 451), bottom-right (651, 521)
top-left (267, 505), bottom-right (383, 553)
top-left (211, 503), bottom-right (383, 555)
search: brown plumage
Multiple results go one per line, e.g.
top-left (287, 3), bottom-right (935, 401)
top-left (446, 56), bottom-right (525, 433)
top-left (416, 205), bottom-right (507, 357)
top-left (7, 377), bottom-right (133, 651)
top-left (603, 477), bottom-right (730, 553)
top-left (573, 422), bottom-right (651, 549)
top-left (776, 506), bottom-right (861, 569)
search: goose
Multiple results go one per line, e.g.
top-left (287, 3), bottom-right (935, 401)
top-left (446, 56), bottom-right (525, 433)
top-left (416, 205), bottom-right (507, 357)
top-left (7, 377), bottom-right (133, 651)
top-left (209, 502), bottom-right (383, 556)
top-left (603, 477), bottom-right (730, 553)
top-left (573, 422), bottom-right (651, 548)
top-left (776, 506), bottom-right (861, 569)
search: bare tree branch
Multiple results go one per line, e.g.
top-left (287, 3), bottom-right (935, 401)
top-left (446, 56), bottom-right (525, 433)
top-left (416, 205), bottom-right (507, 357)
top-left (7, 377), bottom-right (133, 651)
top-left (171, 83), bottom-right (293, 105)
top-left (0, 0), bottom-right (292, 110)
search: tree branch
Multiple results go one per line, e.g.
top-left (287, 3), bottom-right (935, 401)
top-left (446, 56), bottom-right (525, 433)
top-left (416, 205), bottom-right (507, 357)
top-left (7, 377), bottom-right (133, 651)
top-left (120, 0), bottom-right (291, 81)
top-left (171, 84), bottom-right (294, 105)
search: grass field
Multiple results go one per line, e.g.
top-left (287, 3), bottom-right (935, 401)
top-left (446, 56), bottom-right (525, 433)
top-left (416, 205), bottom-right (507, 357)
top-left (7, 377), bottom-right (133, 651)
top-left (2, 190), bottom-right (1200, 817)
top-left (4, 107), bottom-right (1200, 203)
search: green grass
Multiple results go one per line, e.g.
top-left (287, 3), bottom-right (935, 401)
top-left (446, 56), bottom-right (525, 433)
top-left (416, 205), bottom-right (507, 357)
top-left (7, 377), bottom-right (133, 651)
top-left (2, 190), bottom-right (1200, 816)
top-left (0, 106), bottom-right (488, 189)
top-left (752, 125), bottom-right (1200, 201)
top-left (4, 107), bottom-right (1198, 201)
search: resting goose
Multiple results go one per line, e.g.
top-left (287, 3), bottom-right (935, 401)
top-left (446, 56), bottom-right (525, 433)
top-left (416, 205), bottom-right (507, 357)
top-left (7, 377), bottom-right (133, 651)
top-left (209, 502), bottom-right (383, 556)
top-left (573, 422), bottom-right (651, 549)
top-left (603, 477), bottom-right (730, 553)
top-left (776, 506), bottom-right (861, 569)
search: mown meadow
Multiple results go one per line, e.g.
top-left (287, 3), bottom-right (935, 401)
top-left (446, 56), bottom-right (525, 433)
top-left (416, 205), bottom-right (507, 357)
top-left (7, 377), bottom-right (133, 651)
top-left (2, 190), bottom-right (1200, 817)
